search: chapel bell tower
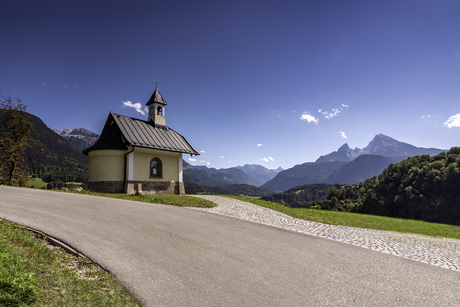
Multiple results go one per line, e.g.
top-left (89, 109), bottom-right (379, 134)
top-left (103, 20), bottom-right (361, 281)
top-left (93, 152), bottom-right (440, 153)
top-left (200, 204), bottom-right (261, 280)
top-left (146, 85), bottom-right (167, 126)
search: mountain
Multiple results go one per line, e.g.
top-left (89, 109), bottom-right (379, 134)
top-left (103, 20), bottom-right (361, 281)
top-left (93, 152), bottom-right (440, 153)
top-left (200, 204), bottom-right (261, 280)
top-left (182, 161), bottom-right (275, 195)
top-left (22, 114), bottom-right (89, 182)
top-left (192, 165), bottom-right (264, 186)
top-left (261, 161), bottom-right (347, 192)
top-left (262, 134), bottom-right (446, 192)
top-left (235, 164), bottom-right (283, 185)
top-left (53, 128), bottom-right (99, 152)
top-left (316, 134), bottom-right (445, 163)
top-left (326, 155), bottom-right (407, 184)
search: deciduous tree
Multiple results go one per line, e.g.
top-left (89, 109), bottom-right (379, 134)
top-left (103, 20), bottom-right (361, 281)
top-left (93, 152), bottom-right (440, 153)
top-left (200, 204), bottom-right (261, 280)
top-left (0, 94), bottom-right (43, 185)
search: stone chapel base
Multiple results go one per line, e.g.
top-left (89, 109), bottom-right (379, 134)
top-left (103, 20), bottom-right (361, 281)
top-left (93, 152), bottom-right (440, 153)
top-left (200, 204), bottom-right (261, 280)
top-left (87, 181), bottom-right (185, 195)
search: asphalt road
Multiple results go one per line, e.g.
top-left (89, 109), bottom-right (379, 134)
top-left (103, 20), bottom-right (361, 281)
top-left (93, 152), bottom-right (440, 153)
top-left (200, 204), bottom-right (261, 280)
top-left (1, 186), bottom-right (459, 306)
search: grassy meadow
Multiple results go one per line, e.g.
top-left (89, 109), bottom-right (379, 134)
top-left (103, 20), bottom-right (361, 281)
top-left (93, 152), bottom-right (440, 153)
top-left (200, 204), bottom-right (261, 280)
top-left (226, 195), bottom-right (460, 240)
top-left (0, 219), bottom-right (140, 306)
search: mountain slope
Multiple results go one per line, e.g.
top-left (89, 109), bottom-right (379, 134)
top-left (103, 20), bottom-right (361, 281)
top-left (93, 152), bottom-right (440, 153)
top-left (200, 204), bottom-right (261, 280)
top-left (261, 161), bottom-right (347, 192)
top-left (182, 160), bottom-right (241, 186)
top-left (53, 128), bottom-right (99, 152)
top-left (235, 164), bottom-right (283, 185)
top-left (326, 155), bottom-right (407, 184)
top-left (23, 114), bottom-right (89, 181)
top-left (192, 165), bottom-right (262, 186)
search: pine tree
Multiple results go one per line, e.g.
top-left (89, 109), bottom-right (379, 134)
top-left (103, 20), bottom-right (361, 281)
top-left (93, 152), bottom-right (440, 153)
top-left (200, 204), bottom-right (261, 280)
top-left (0, 94), bottom-right (43, 186)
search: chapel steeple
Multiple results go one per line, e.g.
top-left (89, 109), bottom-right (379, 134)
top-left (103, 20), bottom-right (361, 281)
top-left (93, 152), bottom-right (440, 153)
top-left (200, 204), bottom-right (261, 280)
top-left (146, 85), bottom-right (167, 126)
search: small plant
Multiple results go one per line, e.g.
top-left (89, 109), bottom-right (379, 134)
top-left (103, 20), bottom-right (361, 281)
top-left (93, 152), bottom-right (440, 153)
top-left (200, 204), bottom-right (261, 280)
top-left (0, 249), bottom-right (37, 306)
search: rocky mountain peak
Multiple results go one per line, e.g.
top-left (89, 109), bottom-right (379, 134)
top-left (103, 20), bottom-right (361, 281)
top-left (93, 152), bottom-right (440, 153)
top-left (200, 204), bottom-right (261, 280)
top-left (53, 128), bottom-right (99, 152)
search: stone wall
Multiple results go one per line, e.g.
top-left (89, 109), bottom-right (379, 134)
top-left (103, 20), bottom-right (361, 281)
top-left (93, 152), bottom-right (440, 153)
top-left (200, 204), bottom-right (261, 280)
top-left (88, 180), bottom-right (185, 195)
top-left (125, 181), bottom-right (185, 195)
top-left (87, 181), bottom-right (125, 193)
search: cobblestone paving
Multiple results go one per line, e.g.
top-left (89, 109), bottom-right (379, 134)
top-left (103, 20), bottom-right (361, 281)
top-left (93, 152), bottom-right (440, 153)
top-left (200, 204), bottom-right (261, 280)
top-left (191, 195), bottom-right (460, 272)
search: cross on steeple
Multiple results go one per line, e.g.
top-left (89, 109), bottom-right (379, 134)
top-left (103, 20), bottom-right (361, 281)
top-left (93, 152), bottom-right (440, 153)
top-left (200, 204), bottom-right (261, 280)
top-left (146, 85), bottom-right (167, 125)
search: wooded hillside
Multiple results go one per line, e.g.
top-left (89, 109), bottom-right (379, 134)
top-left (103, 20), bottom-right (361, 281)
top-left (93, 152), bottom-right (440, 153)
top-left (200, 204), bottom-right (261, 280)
top-left (316, 148), bottom-right (460, 225)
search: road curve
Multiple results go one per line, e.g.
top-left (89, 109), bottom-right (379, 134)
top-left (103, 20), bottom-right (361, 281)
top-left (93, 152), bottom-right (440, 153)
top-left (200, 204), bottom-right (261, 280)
top-left (0, 186), bottom-right (459, 306)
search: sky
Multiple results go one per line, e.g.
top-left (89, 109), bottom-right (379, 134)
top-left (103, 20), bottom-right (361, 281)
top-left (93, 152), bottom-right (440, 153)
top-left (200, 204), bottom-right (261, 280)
top-left (2, 0), bottom-right (460, 170)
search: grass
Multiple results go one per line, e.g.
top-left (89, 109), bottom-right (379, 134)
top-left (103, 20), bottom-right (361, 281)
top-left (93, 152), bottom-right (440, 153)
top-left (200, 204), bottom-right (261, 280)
top-left (226, 195), bottom-right (460, 240)
top-left (0, 219), bottom-right (140, 306)
top-left (73, 190), bottom-right (216, 208)
top-left (26, 179), bottom-right (47, 189)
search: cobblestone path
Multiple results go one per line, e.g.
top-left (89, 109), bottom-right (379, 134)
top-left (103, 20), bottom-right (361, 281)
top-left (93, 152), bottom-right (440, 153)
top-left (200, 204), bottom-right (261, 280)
top-left (191, 195), bottom-right (460, 272)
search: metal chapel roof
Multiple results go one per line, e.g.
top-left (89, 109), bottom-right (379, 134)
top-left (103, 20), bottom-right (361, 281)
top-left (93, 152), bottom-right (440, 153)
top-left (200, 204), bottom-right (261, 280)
top-left (146, 86), bottom-right (167, 106)
top-left (83, 112), bottom-right (199, 155)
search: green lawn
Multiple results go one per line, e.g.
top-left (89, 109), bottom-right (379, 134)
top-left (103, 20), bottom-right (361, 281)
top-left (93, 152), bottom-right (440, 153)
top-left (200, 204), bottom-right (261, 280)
top-left (76, 190), bottom-right (216, 208)
top-left (226, 195), bottom-right (460, 240)
top-left (0, 219), bottom-right (140, 306)
top-left (26, 179), bottom-right (47, 189)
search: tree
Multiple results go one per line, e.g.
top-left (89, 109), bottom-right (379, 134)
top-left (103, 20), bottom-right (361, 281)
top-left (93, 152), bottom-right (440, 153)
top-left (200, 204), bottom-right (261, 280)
top-left (0, 94), bottom-right (43, 186)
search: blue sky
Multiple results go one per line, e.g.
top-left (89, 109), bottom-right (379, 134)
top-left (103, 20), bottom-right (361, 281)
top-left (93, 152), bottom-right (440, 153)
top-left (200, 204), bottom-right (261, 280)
top-left (2, 0), bottom-right (460, 170)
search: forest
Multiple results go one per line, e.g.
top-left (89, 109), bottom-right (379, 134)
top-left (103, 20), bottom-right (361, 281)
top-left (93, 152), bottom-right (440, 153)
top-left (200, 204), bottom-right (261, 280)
top-left (315, 148), bottom-right (460, 225)
top-left (260, 184), bottom-right (334, 208)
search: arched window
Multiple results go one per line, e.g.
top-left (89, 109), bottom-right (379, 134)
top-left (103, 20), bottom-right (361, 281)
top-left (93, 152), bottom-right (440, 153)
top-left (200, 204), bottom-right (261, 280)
top-left (150, 158), bottom-right (162, 178)
top-left (157, 106), bottom-right (163, 116)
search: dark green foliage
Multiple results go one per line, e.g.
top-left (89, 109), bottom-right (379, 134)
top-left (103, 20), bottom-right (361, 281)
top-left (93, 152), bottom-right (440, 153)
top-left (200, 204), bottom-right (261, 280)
top-left (184, 181), bottom-right (233, 195)
top-left (261, 184), bottom-right (334, 208)
top-left (218, 184), bottom-right (273, 197)
top-left (0, 95), bottom-right (44, 186)
top-left (316, 148), bottom-right (460, 225)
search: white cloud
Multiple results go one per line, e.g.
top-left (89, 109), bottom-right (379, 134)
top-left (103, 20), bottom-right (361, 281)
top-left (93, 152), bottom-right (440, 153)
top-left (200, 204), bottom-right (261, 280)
top-left (220, 156), bottom-right (224, 158)
top-left (260, 156), bottom-right (274, 163)
top-left (41, 82), bottom-right (50, 87)
top-left (199, 160), bottom-right (205, 163)
top-left (444, 113), bottom-right (460, 128)
top-left (422, 115), bottom-right (431, 120)
top-left (339, 131), bottom-right (347, 138)
top-left (300, 113), bottom-right (319, 124)
top-left (228, 161), bottom-right (231, 163)
top-left (189, 157), bottom-right (197, 162)
top-left (62, 85), bottom-right (67, 89)
top-left (206, 162), bottom-right (210, 165)
top-left (318, 104), bottom-right (349, 119)
top-left (200, 150), bottom-right (206, 153)
top-left (257, 143), bottom-right (263, 147)
top-left (122, 101), bottom-right (148, 116)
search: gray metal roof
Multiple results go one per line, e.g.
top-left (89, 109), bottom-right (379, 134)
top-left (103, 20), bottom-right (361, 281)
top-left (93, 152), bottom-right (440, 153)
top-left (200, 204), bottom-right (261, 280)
top-left (146, 87), bottom-right (167, 106)
top-left (83, 112), bottom-right (199, 155)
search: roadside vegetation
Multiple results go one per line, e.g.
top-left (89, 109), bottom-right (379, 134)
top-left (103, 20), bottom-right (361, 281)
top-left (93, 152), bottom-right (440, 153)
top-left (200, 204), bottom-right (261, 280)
top-left (73, 189), bottom-right (216, 208)
top-left (0, 219), bottom-right (140, 306)
top-left (226, 195), bottom-right (460, 240)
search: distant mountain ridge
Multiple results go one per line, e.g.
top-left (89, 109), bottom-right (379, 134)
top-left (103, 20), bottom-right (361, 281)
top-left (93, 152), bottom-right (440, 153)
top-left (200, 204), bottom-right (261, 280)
top-left (235, 164), bottom-right (283, 185)
top-left (191, 164), bottom-right (282, 187)
top-left (315, 134), bottom-right (444, 163)
top-left (53, 128), bottom-right (99, 152)
top-left (261, 161), bottom-right (347, 192)
top-left (262, 134), bottom-right (446, 192)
